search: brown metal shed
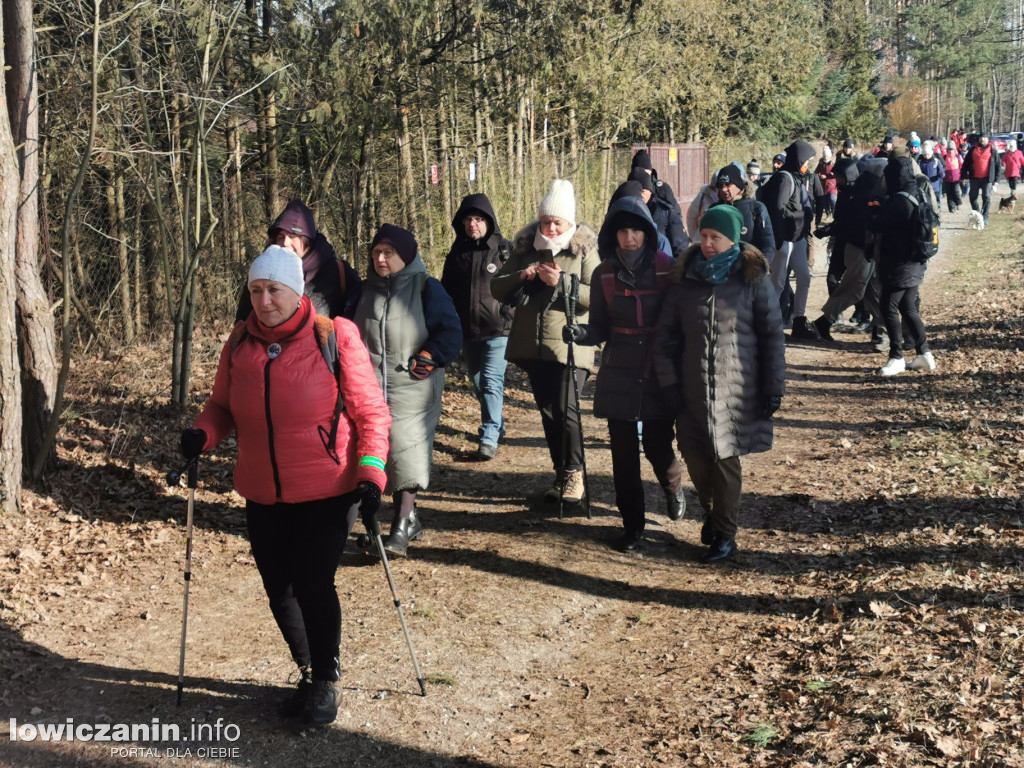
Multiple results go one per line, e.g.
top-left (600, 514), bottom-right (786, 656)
top-left (631, 144), bottom-right (710, 208)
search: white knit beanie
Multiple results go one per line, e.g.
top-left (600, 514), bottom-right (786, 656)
top-left (248, 245), bottom-right (304, 297)
top-left (538, 179), bottom-right (577, 225)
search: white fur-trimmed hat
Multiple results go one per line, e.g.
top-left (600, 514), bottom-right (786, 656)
top-left (248, 245), bottom-right (304, 297)
top-left (538, 179), bottom-right (576, 225)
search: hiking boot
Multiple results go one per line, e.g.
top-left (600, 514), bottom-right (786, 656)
top-left (790, 316), bottom-right (820, 341)
top-left (277, 664), bottom-right (312, 719)
top-left (872, 330), bottom-right (889, 353)
top-left (703, 535), bottom-right (738, 563)
top-left (477, 443), bottom-right (497, 461)
top-left (879, 357), bottom-right (906, 377)
top-left (384, 509), bottom-right (423, 557)
top-left (908, 350), bottom-right (937, 371)
top-left (301, 679), bottom-right (341, 726)
top-left (664, 488), bottom-right (686, 521)
top-left (615, 529), bottom-right (644, 553)
top-left (812, 316), bottom-right (834, 343)
top-left (561, 469), bottom-right (585, 504)
top-left (543, 471), bottom-right (563, 501)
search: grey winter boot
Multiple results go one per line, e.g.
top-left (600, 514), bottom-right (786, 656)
top-left (384, 492), bottom-right (423, 557)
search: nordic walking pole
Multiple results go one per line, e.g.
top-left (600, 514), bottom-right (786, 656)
top-left (167, 456), bottom-right (198, 707)
top-left (560, 273), bottom-right (591, 519)
top-left (370, 528), bottom-right (427, 697)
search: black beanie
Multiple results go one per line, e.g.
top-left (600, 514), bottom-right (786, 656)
top-left (631, 149), bottom-right (653, 170)
top-left (610, 180), bottom-right (645, 204)
top-left (629, 167), bottom-right (656, 193)
top-left (371, 223), bottom-right (418, 265)
top-left (715, 164), bottom-right (745, 188)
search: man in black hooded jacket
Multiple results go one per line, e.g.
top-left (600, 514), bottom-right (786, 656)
top-left (759, 140), bottom-right (819, 340)
top-left (631, 149), bottom-right (682, 217)
top-left (441, 194), bottom-right (514, 460)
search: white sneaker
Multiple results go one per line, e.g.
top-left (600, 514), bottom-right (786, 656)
top-left (908, 351), bottom-right (937, 371)
top-left (879, 357), bottom-right (906, 377)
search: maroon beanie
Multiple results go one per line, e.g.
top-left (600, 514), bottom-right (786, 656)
top-left (268, 200), bottom-right (318, 241)
top-left (631, 149), bottom-right (653, 171)
top-left (371, 223), bottom-right (418, 265)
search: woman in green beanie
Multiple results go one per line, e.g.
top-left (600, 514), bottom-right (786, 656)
top-left (653, 206), bottom-right (786, 562)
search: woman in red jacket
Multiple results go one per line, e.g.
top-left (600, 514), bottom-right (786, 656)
top-left (180, 245), bottom-right (391, 727)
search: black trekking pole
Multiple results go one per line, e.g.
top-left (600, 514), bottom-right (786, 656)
top-left (558, 273), bottom-right (591, 519)
top-left (166, 457), bottom-right (198, 707)
top-left (364, 516), bottom-right (427, 697)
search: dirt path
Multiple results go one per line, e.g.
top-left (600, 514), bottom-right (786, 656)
top-left (1, 206), bottom-right (1023, 767)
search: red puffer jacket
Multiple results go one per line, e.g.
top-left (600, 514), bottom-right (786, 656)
top-left (195, 297), bottom-right (390, 504)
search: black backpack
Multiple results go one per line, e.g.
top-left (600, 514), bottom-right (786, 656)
top-left (777, 171), bottom-right (814, 242)
top-left (897, 188), bottom-right (940, 262)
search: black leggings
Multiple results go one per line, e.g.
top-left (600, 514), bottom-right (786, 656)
top-left (247, 493), bottom-right (359, 681)
top-left (520, 359), bottom-right (588, 471)
top-left (880, 285), bottom-right (928, 359)
top-left (607, 418), bottom-right (681, 534)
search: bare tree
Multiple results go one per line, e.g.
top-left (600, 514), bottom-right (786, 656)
top-left (0, 9), bottom-right (24, 514)
top-left (5, 0), bottom-right (58, 478)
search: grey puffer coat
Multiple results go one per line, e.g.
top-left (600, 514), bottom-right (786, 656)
top-left (353, 254), bottom-right (461, 493)
top-left (653, 243), bottom-right (787, 460)
top-left (490, 222), bottom-right (600, 373)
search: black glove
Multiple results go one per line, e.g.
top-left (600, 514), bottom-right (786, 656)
top-left (761, 396), bottom-right (783, 419)
top-left (562, 324), bottom-right (588, 344)
top-left (180, 428), bottom-right (207, 461)
top-left (661, 386), bottom-right (682, 414)
top-left (409, 350), bottom-right (435, 380)
top-left (813, 224), bottom-right (833, 239)
top-left (356, 481), bottom-right (382, 537)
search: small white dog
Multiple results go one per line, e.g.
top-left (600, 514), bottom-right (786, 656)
top-left (967, 210), bottom-right (985, 230)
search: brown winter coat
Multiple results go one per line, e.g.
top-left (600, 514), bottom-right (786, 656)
top-left (653, 242), bottom-right (786, 460)
top-left (490, 222), bottom-right (600, 372)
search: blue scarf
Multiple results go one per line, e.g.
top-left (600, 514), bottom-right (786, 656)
top-left (693, 245), bottom-right (741, 285)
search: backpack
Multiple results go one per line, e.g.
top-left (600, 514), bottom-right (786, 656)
top-left (897, 188), bottom-right (940, 263)
top-left (777, 171), bottom-right (814, 242)
top-left (229, 315), bottom-right (348, 464)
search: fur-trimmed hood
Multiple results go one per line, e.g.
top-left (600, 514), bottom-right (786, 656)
top-left (671, 241), bottom-right (769, 285)
top-left (512, 221), bottom-right (598, 261)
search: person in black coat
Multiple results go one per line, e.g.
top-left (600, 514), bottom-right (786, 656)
top-left (631, 167), bottom-right (689, 257)
top-left (440, 194), bottom-right (514, 460)
top-left (631, 149), bottom-right (682, 216)
top-left (562, 196), bottom-right (685, 553)
top-left (235, 200), bottom-right (362, 322)
top-left (709, 164), bottom-right (776, 266)
top-left (876, 155), bottom-right (936, 376)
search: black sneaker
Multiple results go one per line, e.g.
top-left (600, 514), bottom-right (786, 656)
top-left (277, 665), bottom-right (312, 719)
top-left (702, 536), bottom-right (737, 563)
top-left (615, 529), bottom-right (644, 553)
top-left (301, 679), bottom-right (341, 726)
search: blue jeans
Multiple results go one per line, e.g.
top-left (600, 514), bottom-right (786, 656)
top-left (464, 336), bottom-right (508, 447)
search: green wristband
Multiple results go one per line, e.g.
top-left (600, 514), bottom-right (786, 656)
top-left (359, 456), bottom-right (386, 472)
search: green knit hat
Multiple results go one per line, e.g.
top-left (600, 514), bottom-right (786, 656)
top-left (698, 205), bottom-right (743, 245)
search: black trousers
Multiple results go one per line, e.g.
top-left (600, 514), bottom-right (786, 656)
top-left (942, 181), bottom-right (962, 211)
top-left (881, 285), bottom-right (929, 359)
top-left (607, 419), bottom-right (681, 534)
top-left (969, 179), bottom-right (992, 219)
top-left (247, 493), bottom-right (359, 681)
top-left (520, 359), bottom-right (587, 471)
top-left (681, 451), bottom-right (742, 540)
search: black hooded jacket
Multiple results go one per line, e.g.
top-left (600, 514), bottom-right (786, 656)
top-left (759, 140), bottom-right (816, 248)
top-left (877, 156), bottom-right (926, 289)
top-left (440, 194), bottom-right (514, 343)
